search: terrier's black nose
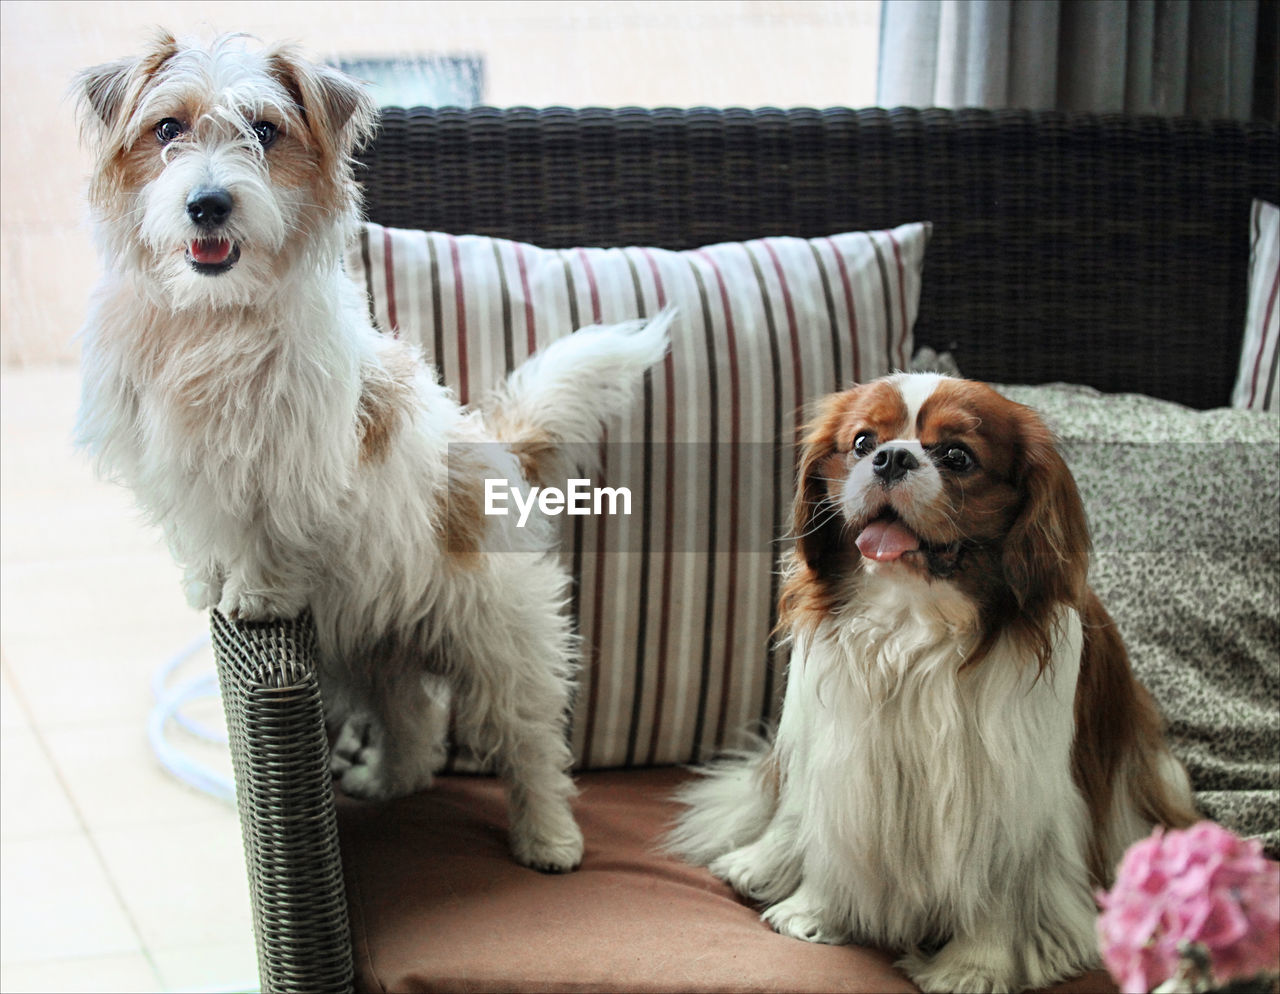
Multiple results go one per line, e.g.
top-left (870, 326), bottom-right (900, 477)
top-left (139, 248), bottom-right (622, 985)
top-left (186, 188), bottom-right (233, 229)
top-left (871, 445), bottom-right (919, 484)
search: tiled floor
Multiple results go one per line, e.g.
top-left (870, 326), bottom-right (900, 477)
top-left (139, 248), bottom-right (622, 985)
top-left (1, 366), bottom-right (259, 992)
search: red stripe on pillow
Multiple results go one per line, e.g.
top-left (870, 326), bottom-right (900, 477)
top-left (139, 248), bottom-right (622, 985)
top-left (446, 235), bottom-right (470, 405)
top-left (887, 228), bottom-right (911, 371)
top-left (514, 242), bottom-right (537, 356)
top-left (1247, 269), bottom-right (1279, 409)
top-left (826, 235), bottom-right (862, 384)
top-left (581, 248), bottom-right (602, 324)
top-left (762, 238), bottom-right (806, 440)
top-left (382, 226), bottom-right (399, 336)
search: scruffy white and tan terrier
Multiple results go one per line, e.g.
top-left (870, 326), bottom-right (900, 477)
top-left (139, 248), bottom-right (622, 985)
top-left (74, 32), bottom-right (671, 872)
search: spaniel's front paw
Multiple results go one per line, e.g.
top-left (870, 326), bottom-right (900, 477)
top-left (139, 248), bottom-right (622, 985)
top-left (899, 948), bottom-right (1014, 994)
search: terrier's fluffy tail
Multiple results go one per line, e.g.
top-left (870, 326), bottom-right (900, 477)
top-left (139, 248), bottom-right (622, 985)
top-left (666, 745), bottom-right (780, 866)
top-left (485, 308), bottom-right (674, 485)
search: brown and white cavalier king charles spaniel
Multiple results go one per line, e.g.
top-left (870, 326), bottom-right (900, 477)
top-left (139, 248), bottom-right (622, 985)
top-left (672, 373), bottom-right (1198, 993)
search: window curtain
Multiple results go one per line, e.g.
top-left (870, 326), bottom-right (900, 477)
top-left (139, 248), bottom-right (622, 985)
top-left (877, 0), bottom-right (1277, 121)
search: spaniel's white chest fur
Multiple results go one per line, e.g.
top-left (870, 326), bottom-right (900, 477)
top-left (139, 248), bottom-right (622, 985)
top-left (781, 602), bottom-right (1088, 943)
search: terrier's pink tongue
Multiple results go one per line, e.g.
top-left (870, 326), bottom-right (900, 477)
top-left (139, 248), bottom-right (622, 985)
top-left (856, 518), bottom-right (920, 562)
top-left (190, 238), bottom-right (232, 264)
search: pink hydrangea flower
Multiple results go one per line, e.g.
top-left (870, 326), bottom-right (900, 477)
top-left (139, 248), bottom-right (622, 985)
top-left (1097, 822), bottom-right (1280, 993)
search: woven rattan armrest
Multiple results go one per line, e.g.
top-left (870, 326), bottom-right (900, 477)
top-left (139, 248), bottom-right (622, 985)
top-left (210, 610), bottom-right (354, 994)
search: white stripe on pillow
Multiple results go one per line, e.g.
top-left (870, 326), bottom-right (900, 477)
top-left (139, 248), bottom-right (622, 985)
top-left (1233, 199), bottom-right (1279, 412)
top-left (346, 221), bottom-right (932, 769)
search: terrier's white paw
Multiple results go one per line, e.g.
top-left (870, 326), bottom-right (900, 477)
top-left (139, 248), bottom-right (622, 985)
top-left (510, 817), bottom-right (585, 874)
top-left (184, 574), bottom-right (223, 611)
top-left (510, 793), bottom-right (584, 873)
top-left (709, 844), bottom-right (800, 903)
top-left (330, 714), bottom-right (395, 801)
top-left (763, 893), bottom-right (850, 945)
top-left (217, 580), bottom-right (305, 622)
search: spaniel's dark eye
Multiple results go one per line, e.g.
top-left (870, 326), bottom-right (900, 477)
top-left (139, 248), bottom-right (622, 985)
top-left (155, 118), bottom-right (185, 143)
top-left (853, 432), bottom-right (877, 457)
top-left (252, 121), bottom-right (278, 147)
top-left (938, 444), bottom-right (976, 473)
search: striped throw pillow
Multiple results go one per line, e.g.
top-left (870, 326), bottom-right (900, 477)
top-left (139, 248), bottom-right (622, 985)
top-left (1232, 200), bottom-right (1279, 412)
top-left (344, 221), bottom-right (932, 769)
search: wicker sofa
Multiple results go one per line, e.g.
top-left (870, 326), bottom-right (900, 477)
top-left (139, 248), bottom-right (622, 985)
top-left (210, 107), bottom-right (1279, 994)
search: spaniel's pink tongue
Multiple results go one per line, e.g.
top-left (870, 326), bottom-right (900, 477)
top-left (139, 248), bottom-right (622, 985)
top-left (856, 518), bottom-right (920, 562)
top-left (190, 238), bottom-right (232, 264)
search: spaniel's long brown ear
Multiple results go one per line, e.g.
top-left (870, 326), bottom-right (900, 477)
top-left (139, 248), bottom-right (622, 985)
top-left (792, 390), bottom-right (859, 574)
top-left (1002, 407), bottom-right (1091, 666)
top-left (779, 389), bottom-right (861, 634)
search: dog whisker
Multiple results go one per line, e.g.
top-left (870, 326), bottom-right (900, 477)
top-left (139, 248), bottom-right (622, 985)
top-left (783, 502), bottom-right (845, 544)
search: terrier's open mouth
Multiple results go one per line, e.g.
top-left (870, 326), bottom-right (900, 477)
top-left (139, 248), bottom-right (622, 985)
top-left (186, 238), bottom-right (240, 275)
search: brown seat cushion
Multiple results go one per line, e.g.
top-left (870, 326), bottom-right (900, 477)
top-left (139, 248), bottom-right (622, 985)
top-left (337, 767), bottom-right (1117, 994)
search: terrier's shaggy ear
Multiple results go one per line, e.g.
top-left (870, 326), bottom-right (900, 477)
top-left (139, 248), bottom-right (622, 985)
top-left (75, 31), bottom-right (178, 137)
top-left (265, 48), bottom-right (376, 216)
top-left (77, 57), bottom-right (137, 129)
top-left (266, 47), bottom-right (378, 157)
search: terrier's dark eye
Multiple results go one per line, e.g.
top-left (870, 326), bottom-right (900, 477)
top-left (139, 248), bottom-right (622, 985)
top-left (155, 118), bottom-right (185, 143)
top-left (938, 445), bottom-right (976, 473)
top-left (853, 432), bottom-right (877, 457)
top-left (252, 121), bottom-right (278, 147)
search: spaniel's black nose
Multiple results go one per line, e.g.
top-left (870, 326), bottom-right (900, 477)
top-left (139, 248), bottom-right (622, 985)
top-left (871, 446), bottom-right (919, 484)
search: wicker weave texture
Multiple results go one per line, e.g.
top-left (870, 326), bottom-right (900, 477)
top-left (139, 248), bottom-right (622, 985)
top-left (210, 610), bottom-right (353, 994)
top-left (357, 106), bottom-right (1278, 409)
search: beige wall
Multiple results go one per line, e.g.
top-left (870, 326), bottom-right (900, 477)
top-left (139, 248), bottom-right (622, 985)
top-left (0, 0), bottom-right (880, 366)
